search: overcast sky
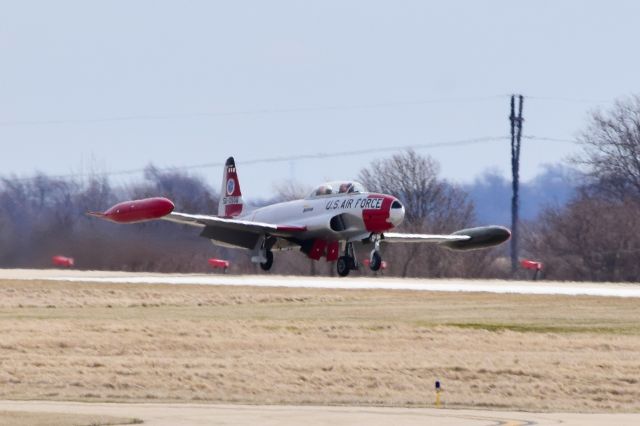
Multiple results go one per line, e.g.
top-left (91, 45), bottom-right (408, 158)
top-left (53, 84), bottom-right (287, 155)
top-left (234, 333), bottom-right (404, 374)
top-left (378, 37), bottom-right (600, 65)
top-left (2, 1), bottom-right (639, 199)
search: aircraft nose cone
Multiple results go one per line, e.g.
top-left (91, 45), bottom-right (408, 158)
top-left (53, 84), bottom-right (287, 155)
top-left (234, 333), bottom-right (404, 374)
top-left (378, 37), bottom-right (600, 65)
top-left (389, 200), bottom-right (405, 227)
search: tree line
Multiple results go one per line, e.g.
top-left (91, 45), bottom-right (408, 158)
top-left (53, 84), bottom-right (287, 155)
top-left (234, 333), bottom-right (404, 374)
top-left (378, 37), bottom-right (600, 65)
top-left (1, 96), bottom-right (639, 281)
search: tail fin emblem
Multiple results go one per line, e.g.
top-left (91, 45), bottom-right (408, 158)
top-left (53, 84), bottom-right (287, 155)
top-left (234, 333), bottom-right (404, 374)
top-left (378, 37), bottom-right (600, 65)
top-left (226, 178), bottom-right (236, 195)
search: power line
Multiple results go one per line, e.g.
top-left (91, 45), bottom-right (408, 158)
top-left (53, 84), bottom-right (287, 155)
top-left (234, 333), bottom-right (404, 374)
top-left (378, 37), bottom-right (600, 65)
top-left (523, 135), bottom-right (578, 143)
top-left (0, 95), bottom-right (507, 128)
top-left (525, 95), bottom-right (611, 104)
top-left (0, 94), bottom-right (612, 129)
top-left (7, 136), bottom-right (508, 181)
top-left (0, 94), bottom-right (613, 128)
top-left (4, 135), bottom-right (576, 183)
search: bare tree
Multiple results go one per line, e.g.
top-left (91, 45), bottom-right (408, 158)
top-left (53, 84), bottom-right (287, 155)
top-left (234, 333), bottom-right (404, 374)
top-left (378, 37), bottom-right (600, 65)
top-left (519, 94), bottom-right (640, 282)
top-left (0, 168), bottom-right (229, 273)
top-left (358, 150), bottom-right (477, 277)
top-left (359, 150), bottom-right (446, 226)
top-left (575, 95), bottom-right (640, 199)
top-left (524, 193), bottom-right (640, 282)
top-left (132, 165), bottom-right (219, 213)
top-left (273, 180), bottom-right (312, 202)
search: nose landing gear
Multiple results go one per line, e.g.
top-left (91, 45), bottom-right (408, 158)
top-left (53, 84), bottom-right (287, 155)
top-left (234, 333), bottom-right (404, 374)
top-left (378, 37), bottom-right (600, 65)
top-left (368, 234), bottom-right (383, 272)
top-left (369, 250), bottom-right (382, 271)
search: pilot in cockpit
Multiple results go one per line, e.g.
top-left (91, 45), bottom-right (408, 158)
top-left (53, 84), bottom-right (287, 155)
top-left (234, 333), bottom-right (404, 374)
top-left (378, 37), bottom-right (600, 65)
top-left (315, 185), bottom-right (333, 196)
top-left (338, 183), bottom-right (352, 193)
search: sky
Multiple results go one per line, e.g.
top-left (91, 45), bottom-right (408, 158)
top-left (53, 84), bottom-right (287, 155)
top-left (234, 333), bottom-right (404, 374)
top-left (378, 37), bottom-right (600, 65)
top-left (2, 1), bottom-right (640, 199)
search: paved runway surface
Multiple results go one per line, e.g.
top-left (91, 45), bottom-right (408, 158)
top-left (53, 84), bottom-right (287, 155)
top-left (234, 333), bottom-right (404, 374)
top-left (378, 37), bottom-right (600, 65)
top-left (1, 401), bottom-right (640, 426)
top-left (2, 268), bottom-right (640, 298)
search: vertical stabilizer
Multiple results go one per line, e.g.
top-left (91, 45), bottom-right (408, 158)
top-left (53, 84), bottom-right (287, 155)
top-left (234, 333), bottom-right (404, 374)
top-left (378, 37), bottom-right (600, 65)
top-left (219, 157), bottom-right (244, 217)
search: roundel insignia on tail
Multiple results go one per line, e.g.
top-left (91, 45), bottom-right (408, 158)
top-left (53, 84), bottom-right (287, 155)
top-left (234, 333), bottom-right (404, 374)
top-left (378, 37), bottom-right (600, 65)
top-left (226, 178), bottom-right (236, 195)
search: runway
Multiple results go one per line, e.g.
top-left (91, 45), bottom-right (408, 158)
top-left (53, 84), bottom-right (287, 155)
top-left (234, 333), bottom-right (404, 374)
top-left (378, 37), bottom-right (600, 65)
top-left (1, 400), bottom-right (640, 426)
top-left (2, 268), bottom-right (640, 298)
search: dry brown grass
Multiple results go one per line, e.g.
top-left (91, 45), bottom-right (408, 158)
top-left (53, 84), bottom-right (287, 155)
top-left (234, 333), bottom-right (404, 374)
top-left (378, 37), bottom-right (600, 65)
top-left (0, 279), bottom-right (639, 412)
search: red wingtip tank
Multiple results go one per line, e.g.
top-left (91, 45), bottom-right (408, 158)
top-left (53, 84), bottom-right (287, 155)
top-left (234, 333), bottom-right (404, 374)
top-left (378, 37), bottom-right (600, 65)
top-left (88, 197), bottom-right (175, 224)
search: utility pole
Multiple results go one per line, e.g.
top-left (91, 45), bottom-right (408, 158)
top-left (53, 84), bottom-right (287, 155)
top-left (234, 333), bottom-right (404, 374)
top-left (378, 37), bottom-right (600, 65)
top-left (510, 94), bottom-right (524, 274)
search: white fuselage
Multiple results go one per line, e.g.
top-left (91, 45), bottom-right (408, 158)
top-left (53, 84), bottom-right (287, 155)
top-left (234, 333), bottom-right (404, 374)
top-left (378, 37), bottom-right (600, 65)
top-left (242, 191), bottom-right (404, 244)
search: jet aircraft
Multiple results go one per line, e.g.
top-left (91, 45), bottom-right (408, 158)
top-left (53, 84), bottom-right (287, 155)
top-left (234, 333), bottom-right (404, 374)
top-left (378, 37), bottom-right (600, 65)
top-left (90, 157), bottom-right (510, 276)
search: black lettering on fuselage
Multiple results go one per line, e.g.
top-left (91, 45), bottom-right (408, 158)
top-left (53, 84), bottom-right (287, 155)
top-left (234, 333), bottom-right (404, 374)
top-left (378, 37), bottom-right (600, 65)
top-left (358, 197), bottom-right (383, 210)
top-left (325, 197), bottom-right (384, 210)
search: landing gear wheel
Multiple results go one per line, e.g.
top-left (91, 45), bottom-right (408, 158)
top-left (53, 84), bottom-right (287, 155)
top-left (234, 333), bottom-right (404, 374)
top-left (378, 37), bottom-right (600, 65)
top-left (369, 251), bottom-right (382, 271)
top-left (337, 256), bottom-right (350, 277)
top-left (260, 250), bottom-right (273, 271)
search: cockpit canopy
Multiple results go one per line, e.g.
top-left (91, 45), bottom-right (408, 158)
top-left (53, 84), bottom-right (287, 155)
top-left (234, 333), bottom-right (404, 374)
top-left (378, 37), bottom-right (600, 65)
top-left (307, 181), bottom-right (367, 198)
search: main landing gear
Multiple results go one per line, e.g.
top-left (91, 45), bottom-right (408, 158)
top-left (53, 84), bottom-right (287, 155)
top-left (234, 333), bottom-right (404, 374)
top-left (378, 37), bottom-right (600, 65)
top-left (259, 250), bottom-right (274, 271)
top-left (252, 235), bottom-right (274, 271)
top-left (337, 242), bottom-right (357, 277)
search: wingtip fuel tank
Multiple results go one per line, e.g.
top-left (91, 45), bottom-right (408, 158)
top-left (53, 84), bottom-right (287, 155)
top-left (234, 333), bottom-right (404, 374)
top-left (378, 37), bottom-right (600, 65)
top-left (440, 226), bottom-right (511, 251)
top-left (89, 197), bottom-right (175, 224)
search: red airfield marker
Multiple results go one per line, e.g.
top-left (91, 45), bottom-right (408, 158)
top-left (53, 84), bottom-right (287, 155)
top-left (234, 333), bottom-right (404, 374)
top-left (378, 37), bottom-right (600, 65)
top-left (362, 258), bottom-right (388, 270)
top-left (520, 259), bottom-right (543, 280)
top-left (52, 255), bottom-right (74, 268)
top-left (208, 258), bottom-right (230, 273)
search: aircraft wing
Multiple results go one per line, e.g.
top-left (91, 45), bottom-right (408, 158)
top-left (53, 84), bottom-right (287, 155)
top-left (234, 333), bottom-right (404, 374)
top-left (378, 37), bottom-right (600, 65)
top-left (89, 197), bottom-right (307, 239)
top-left (382, 226), bottom-right (511, 251)
top-left (163, 212), bottom-right (307, 237)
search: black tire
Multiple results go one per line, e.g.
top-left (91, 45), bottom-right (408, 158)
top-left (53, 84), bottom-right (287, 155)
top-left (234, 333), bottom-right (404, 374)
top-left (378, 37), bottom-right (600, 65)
top-left (369, 251), bottom-right (382, 271)
top-left (260, 251), bottom-right (274, 271)
top-left (337, 256), bottom-right (350, 277)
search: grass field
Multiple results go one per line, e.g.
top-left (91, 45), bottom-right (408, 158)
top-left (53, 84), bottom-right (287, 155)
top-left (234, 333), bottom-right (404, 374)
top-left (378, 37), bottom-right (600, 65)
top-left (0, 279), bottom-right (639, 412)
